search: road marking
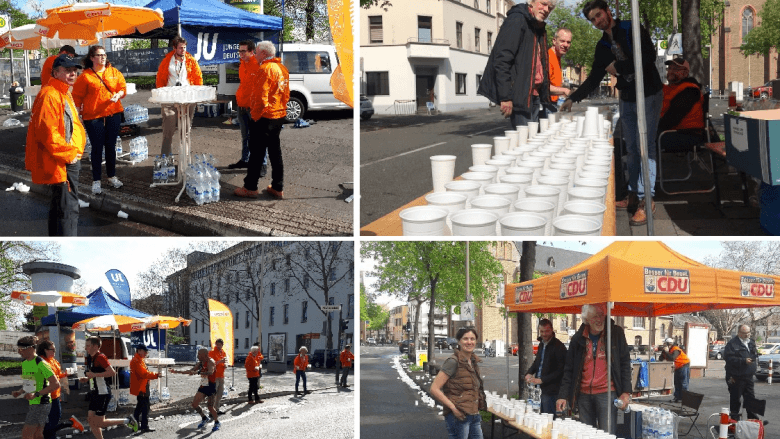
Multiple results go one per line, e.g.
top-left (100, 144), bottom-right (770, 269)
top-left (409, 122), bottom-right (425, 127)
top-left (361, 142), bottom-right (447, 167)
top-left (468, 127), bottom-right (504, 138)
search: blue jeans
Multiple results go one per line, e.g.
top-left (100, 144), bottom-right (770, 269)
top-left (577, 392), bottom-right (617, 434)
top-left (619, 90), bottom-right (663, 199)
top-left (541, 393), bottom-right (557, 415)
top-left (509, 95), bottom-right (541, 129)
top-left (674, 363), bottom-right (690, 400)
top-left (444, 413), bottom-right (484, 439)
top-left (295, 370), bottom-right (307, 392)
top-left (84, 113), bottom-right (122, 182)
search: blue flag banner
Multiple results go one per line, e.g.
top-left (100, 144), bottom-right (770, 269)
top-left (105, 269), bottom-right (132, 307)
top-left (131, 329), bottom-right (167, 350)
top-left (181, 26), bottom-right (280, 66)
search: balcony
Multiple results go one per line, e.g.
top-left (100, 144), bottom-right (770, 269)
top-left (407, 37), bottom-right (450, 59)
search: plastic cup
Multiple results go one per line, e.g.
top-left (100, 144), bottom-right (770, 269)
top-left (485, 159), bottom-right (512, 177)
top-left (504, 130), bottom-right (519, 152)
top-left (484, 183), bottom-right (521, 207)
top-left (537, 175), bottom-right (569, 216)
top-left (461, 172), bottom-right (494, 195)
top-left (469, 165), bottom-right (499, 183)
top-left (498, 174), bottom-right (533, 196)
top-left (450, 209), bottom-right (499, 236)
top-left (425, 192), bottom-right (468, 234)
top-left (567, 186), bottom-right (606, 203)
top-left (471, 143), bottom-right (493, 166)
top-left (562, 200), bottom-right (607, 226)
top-left (430, 155), bottom-right (457, 193)
top-left (517, 125), bottom-right (529, 145)
top-left (445, 180), bottom-right (482, 207)
top-left (494, 136), bottom-right (511, 156)
top-left (499, 212), bottom-right (547, 236)
top-left (524, 185), bottom-right (561, 215)
top-left (539, 118), bottom-right (549, 133)
top-left (514, 198), bottom-right (556, 236)
top-left (527, 121), bottom-right (539, 139)
top-left (553, 214), bottom-right (602, 236)
top-left (399, 206), bottom-right (448, 236)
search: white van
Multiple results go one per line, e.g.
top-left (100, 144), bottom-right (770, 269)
top-left (280, 43), bottom-right (350, 122)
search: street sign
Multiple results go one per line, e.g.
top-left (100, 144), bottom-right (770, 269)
top-left (0, 16), bottom-right (9, 34)
top-left (303, 333), bottom-right (321, 339)
top-left (320, 305), bottom-right (342, 312)
top-left (460, 302), bottom-right (475, 321)
top-left (667, 34), bottom-right (683, 56)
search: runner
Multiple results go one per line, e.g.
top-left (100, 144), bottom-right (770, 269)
top-left (170, 348), bottom-right (220, 431)
top-left (208, 339), bottom-right (228, 415)
top-left (11, 336), bottom-right (60, 439)
top-left (38, 340), bottom-right (84, 438)
top-left (293, 346), bottom-right (310, 397)
top-left (78, 336), bottom-right (138, 438)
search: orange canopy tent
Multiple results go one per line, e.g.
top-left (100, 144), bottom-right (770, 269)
top-left (504, 241), bottom-right (780, 316)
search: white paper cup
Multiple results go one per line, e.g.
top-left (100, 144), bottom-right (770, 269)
top-left (527, 121), bottom-right (539, 139)
top-left (485, 159), bottom-right (512, 177)
top-left (493, 136), bottom-right (511, 156)
top-left (514, 198), bottom-right (556, 236)
top-left (471, 143), bottom-right (493, 166)
top-left (517, 125), bottom-right (529, 145)
top-left (445, 180), bottom-right (482, 207)
top-left (469, 165), bottom-right (499, 183)
top-left (567, 186), bottom-right (606, 203)
top-left (562, 200), bottom-right (606, 226)
top-left (399, 206), bottom-right (448, 236)
top-left (524, 185), bottom-right (561, 214)
top-left (485, 183), bottom-right (521, 207)
top-left (499, 174), bottom-right (533, 196)
top-left (461, 172), bottom-right (494, 195)
top-left (451, 209), bottom-right (499, 236)
top-left (430, 155), bottom-right (457, 193)
top-left (553, 214), bottom-right (602, 236)
top-left (539, 118), bottom-right (549, 133)
top-left (499, 212), bottom-right (547, 236)
top-left (425, 192), bottom-right (468, 233)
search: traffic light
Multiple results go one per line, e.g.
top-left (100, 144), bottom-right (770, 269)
top-left (340, 319), bottom-right (349, 332)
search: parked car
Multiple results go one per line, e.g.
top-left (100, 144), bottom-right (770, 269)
top-left (752, 81), bottom-right (775, 99)
top-left (758, 343), bottom-right (780, 355)
top-left (398, 339), bottom-right (413, 353)
top-left (507, 341), bottom-right (538, 356)
top-left (446, 337), bottom-right (459, 349)
top-left (360, 95), bottom-right (374, 120)
top-left (756, 353), bottom-right (780, 381)
top-left (434, 337), bottom-right (449, 349)
top-left (366, 337), bottom-right (376, 346)
top-left (311, 349), bottom-right (340, 368)
top-left (709, 344), bottom-right (725, 359)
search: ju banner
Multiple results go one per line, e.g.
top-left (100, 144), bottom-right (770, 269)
top-left (180, 26), bottom-right (278, 66)
top-left (208, 299), bottom-right (234, 366)
top-left (105, 269), bottom-right (132, 307)
top-left (131, 329), bottom-right (167, 351)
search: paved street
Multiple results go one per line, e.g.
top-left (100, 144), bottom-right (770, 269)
top-left (0, 89), bottom-right (353, 236)
top-left (360, 97), bottom-right (763, 236)
top-left (361, 345), bottom-right (780, 438)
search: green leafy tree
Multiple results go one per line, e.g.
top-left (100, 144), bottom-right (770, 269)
top-left (741, 0), bottom-right (780, 59)
top-left (0, 0), bottom-right (35, 60)
top-left (361, 241), bottom-right (503, 363)
top-left (547, 5), bottom-right (604, 78)
top-left (361, 0), bottom-right (392, 10)
top-left (265, 0), bottom-right (295, 43)
top-left (0, 242), bottom-right (61, 331)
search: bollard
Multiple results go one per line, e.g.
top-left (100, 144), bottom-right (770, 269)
top-left (770, 359), bottom-right (773, 385)
top-left (719, 407), bottom-right (729, 438)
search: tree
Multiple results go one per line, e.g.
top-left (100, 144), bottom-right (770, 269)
top-left (285, 241), bottom-right (354, 350)
top-left (0, 241), bottom-right (61, 331)
top-left (0, 0), bottom-right (36, 61)
top-left (278, 0), bottom-right (330, 42)
top-left (516, 241), bottom-right (536, 397)
top-left (361, 241), bottom-right (503, 364)
top-left (361, 0), bottom-right (392, 10)
top-left (741, 0), bottom-right (780, 59)
top-left (546, 4), bottom-right (603, 77)
top-left (264, 0), bottom-right (295, 43)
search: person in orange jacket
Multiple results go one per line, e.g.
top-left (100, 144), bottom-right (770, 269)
top-left (339, 344), bottom-right (354, 388)
top-left (38, 340), bottom-right (84, 438)
top-left (25, 54), bottom-right (86, 236)
top-left (72, 45), bottom-right (127, 195)
top-left (130, 346), bottom-right (160, 433)
top-left (293, 346), bottom-right (310, 397)
top-left (245, 345), bottom-right (264, 403)
top-left (208, 339), bottom-right (228, 415)
top-left (228, 40), bottom-right (267, 174)
top-left (40, 45), bottom-right (76, 87)
top-left (234, 40), bottom-right (289, 200)
top-left (155, 36), bottom-right (203, 156)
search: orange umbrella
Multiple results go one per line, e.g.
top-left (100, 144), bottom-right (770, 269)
top-left (72, 314), bottom-right (146, 333)
top-left (12, 290), bottom-right (88, 307)
top-left (0, 24), bottom-right (96, 50)
top-left (35, 2), bottom-right (163, 41)
top-left (142, 315), bottom-right (192, 330)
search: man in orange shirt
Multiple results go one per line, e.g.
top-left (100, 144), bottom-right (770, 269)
top-left (130, 346), bottom-right (160, 433)
top-left (228, 40), bottom-right (267, 175)
top-left (339, 344), bottom-right (354, 388)
top-left (660, 337), bottom-right (690, 403)
top-left (245, 345), bottom-right (264, 403)
top-left (293, 346), bottom-right (310, 397)
top-left (548, 28), bottom-right (572, 111)
top-left (25, 54), bottom-right (86, 236)
top-left (40, 45), bottom-right (75, 87)
top-left (234, 40), bottom-right (289, 200)
top-left (208, 339), bottom-right (228, 415)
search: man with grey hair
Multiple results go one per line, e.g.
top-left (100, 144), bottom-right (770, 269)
top-left (556, 304), bottom-right (631, 433)
top-left (478, 0), bottom-right (557, 129)
top-left (723, 324), bottom-right (760, 421)
top-left (234, 41), bottom-right (290, 200)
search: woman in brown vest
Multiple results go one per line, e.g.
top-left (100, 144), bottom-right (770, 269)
top-left (430, 328), bottom-right (487, 439)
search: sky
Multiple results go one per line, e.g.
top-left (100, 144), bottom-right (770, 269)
top-left (361, 240), bottom-right (728, 309)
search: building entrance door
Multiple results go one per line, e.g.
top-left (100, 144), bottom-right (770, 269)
top-left (415, 72), bottom-right (436, 111)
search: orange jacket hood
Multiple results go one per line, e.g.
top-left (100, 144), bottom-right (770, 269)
top-left (250, 57), bottom-right (290, 121)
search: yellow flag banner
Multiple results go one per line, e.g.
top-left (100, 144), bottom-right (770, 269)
top-left (208, 299), bottom-right (234, 366)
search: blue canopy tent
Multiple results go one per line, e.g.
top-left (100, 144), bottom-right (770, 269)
top-left (127, 0), bottom-right (284, 65)
top-left (40, 287), bottom-right (150, 326)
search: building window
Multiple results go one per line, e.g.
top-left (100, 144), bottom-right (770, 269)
top-left (330, 270), bottom-right (337, 281)
top-left (560, 316), bottom-right (568, 332)
top-left (418, 16), bottom-right (432, 43)
top-left (633, 317), bottom-right (645, 328)
top-left (369, 16), bottom-right (383, 43)
top-left (195, 319), bottom-right (198, 333)
top-left (245, 338), bottom-right (250, 349)
top-left (304, 274), bottom-right (310, 289)
top-left (246, 311), bottom-right (250, 328)
top-left (285, 278), bottom-right (290, 293)
top-left (456, 22), bottom-right (463, 49)
top-left (235, 312), bottom-right (239, 329)
top-left (348, 294), bottom-right (354, 318)
top-left (235, 339), bottom-right (239, 349)
top-left (456, 73), bottom-right (467, 95)
top-left (284, 304), bottom-right (289, 324)
top-left (366, 72), bottom-right (389, 96)
top-left (302, 301), bottom-right (308, 323)
top-left (487, 32), bottom-right (493, 52)
top-left (246, 289), bottom-right (250, 300)
top-left (475, 28), bottom-right (480, 52)
top-left (486, 0), bottom-right (490, 14)
top-left (270, 306), bottom-right (275, 326)
top-left (742, 8), bottom-right (754, 39)
top-left (270, 282), bottom-right (275, 295)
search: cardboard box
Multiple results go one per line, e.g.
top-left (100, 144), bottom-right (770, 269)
top-left (725, 111), bottom-right (780, 185)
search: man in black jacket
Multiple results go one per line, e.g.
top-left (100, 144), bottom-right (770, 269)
top-left (556, 304), bottom-right (631, 433)
top-left (561, 0), bottom-right (664, 227)
top-left (723, 325), bottom-right (759, 421)
top-left (478, 0), bottom-right (556, 129)
top-left (524, 319), bottom-right (567, 414)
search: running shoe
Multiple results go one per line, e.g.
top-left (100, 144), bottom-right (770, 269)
top-left (197, 418), bottom-right (209, 429)
top-left (70, 416), bottom-right (84, 432)
top-left (126, 414), bottom-right (139, 432)
top-left (212, 421), bottom-right (221, 432)
top-left (92, 181), bottom-right (102, 194)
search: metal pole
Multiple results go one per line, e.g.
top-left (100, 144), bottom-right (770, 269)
top-left (465, 242), bottom-right (470, 302)
top-left (336, 307), bottom-right (342, 384)
top-left (629, 0), bottom-right (654, 235)
top-left (607, 302), bottom-right (613, 433)
top-left (504, 284), bottom-right (510, 397)
top-left (672, 0), bottom-right (678, 34)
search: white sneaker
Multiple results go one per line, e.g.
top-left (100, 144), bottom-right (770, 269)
top-left (108, 176), bottom-right (123, 188)
top-left (92, 181), bottom-right (102, 194)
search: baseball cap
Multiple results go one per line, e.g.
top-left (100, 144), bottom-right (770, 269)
top-left (665, 58), bottom-right (690, 70)
top-left (665, 337), bottom-right (674, 344)
top-left (52, 53), bottom-right (82, 69)
top-left (135, 345), bottom-right (149, 351)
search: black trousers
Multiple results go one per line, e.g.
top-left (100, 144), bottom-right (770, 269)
top-left (48, 161), bottom-right (80, 236)
top-left (728, 377), bottom-right (758, 420)
top-left (134, 392), bottom-right (151, 429)
top-left (244, 117), bottom-right (284, 192)
top-left (248, 377), bottom-right (260, 401)
top-left (340, 366), bottom-right (351, 386)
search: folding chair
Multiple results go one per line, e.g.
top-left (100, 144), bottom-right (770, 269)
top-left (426, 101), bottom-right (435, 115)
top-left (660, 389), bottom-right (705, 437)
top-left (657, 93), bottom-right (716, 195)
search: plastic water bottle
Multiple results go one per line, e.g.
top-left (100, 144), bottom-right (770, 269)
top-left (531, 385), bottom-right (541, 414)
top-left (614, 398), bottom-right (630, 413)
top-left (153, 155), bottom-right (162, 184)
top-left (115, 136), bottom-right (122, 155)
top-left (149, 388), bottom-right (160, 404)
top-left (210, 165), bottom-right (221, 202)
top-left (160, 155), bottom-right (169, 183)
top-left (194, 171), bottom-right (206, 205)
top-left (107, 394), bottom-right (117, 412)
top-left (526, 382), bottom-right (534, 408)
top-left (161, 387), bottom-right (170, 401)
top-left (118, 390), bottom-right (129, 406)
top-left (167, 154), bottom-right (176, 182)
